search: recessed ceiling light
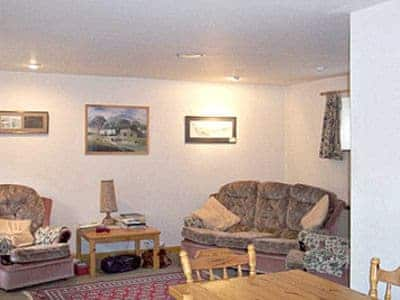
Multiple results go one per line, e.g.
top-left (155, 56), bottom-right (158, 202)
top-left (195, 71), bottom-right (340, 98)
top-left (316, 66), bottom-right (327, 72)
top-left (176, 53), bottom-right (205, 59)
top-left (27, 63), bottom-right (42, 70)
top-left (227, 75), bottom-right (240, 82)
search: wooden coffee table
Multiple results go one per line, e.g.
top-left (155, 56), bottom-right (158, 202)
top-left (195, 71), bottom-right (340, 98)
top-left (76, 226), bottom-right (160, 277)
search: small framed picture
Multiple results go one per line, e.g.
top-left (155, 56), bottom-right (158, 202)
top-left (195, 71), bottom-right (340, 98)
top-left (185, 116), bottom-right (237, 144)
top-left (0, 111), bottom-right (49, 134)
top-left (85, 104), bottom-right (149, 155)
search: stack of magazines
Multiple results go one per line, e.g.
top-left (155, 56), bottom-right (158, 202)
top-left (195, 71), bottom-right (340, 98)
top-left (115, 213), bottom-right (146, 229)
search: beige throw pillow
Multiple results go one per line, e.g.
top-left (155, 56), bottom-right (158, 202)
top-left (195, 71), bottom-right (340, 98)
top-left (193, 197), bottom-right (241, 231)
top-left (0, 219), bottom-right (34, 247)
top-left (300, 194), bottom-right (330, 230)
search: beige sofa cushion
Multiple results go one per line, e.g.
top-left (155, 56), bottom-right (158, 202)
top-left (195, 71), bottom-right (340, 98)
top-left (0, 219), bottom-right (34, 247)
top-left (301, 195), bottom-right (330, 230)
top-left (181, 227), bottom-right (227, 246)
top-left (254, 237), bottom-right (299, 255)
top-left (215, 231), bottom-right (274, 249)
top-left (193, 197), bottom-right (240, 231)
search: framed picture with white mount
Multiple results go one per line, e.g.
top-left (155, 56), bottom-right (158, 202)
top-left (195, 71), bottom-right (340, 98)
top-left (185, 116), bottom-right (237, 144)
top-left (0, 111), bottom-right (49, 134)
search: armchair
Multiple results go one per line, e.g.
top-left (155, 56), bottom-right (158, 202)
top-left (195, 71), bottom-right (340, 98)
top-left (285, 230), bottom-right (349, 286)
top-left (0, 184), bottom-right (74, 290)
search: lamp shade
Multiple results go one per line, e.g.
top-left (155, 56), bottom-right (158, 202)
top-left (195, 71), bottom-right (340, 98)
top-left (100, 180), bottom-right (117, 213)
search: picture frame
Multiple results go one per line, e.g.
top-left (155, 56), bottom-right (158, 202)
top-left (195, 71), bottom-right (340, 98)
top-left (85, 104), bottom-right (149, 155)
top-left (0, 111), bottom-right (49, 134)
top-left (185, 116), bottom-right (237, 144)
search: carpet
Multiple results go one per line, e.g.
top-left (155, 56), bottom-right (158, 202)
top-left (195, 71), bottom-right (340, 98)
top-left (24, 272), bottom-right (186, 300)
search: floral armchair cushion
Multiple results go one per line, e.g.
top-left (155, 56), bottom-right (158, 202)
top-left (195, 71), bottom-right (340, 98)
top-left (297, 230), bottom-right (349, 277)
top-left (34, 226), bottom-right (71, 245)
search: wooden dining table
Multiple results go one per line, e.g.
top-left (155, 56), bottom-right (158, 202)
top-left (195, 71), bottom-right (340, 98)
top-left (169, 270), bottom-right (371, 300)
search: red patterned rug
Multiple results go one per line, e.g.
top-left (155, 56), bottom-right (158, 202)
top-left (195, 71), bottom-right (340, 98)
top-left (24, 272), bottom-right (186, 300)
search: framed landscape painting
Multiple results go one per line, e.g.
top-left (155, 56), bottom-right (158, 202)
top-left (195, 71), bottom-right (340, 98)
top-left (85, 104), bottom-right (149, 155)
top-left (185, 116), bottom-right (237, 144)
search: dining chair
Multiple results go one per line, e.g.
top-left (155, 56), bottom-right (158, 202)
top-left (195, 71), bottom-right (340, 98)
top-left (369, 257), bottom-right (400, 300)
top-left (179, 244), bottom-right (256, 283)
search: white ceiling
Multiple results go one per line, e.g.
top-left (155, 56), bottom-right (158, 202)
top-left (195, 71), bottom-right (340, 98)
top-left (0, 0), bottom-right (386, 85)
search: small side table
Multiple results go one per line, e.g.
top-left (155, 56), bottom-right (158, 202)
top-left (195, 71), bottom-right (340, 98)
top-left (76, 226), bottom-right (161, 277)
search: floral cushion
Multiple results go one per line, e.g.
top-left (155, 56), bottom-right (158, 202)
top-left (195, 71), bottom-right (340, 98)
top-left (34, 226), bottom-right (69, 245)
top-left (297, 230), bottom-right (349, 277)
top-left (303, 249), bottom-right (348, 277)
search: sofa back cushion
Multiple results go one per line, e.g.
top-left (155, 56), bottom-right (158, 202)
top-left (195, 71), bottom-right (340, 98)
top-left (216, 181), bottom-right (258, 229)
top-left (0, 185), bottom-right (45, 234)
top-left (254, 182), bottom-right (290, 231)
top-left (286, 184), bottom-right (338, 231)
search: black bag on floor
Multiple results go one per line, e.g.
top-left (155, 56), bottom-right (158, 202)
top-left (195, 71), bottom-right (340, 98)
top-left (101, 254), bottom-right (141, 273)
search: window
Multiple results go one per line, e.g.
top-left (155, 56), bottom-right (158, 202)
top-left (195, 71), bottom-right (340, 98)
top-left (340, 96), bottom-right (351, 151)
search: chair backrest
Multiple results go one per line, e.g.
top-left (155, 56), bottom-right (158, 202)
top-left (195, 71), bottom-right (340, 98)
top-left (0, 184), bottom-right (47, 233)
top-left (369, 257), bottom-right (400, 300)
top-left (180, 244), bottom-right (256, 283)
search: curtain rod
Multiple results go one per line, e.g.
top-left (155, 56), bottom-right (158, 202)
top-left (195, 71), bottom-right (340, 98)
top-left (320, 89), bottom-right (350, 96)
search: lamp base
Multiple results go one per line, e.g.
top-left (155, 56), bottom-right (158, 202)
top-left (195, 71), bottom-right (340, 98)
top-left (102, 212), bottom-right (115, 225)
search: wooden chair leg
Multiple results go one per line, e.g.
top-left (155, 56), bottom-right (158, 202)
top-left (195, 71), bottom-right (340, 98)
top-left (369, 257), bottom-right (380, 299)
top-left (180, 250), bottom-right (194, 283)
top-left (248, 244), bottom-right (256, 276)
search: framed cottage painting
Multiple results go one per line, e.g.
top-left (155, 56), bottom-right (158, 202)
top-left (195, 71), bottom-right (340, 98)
top-left (85, 104), bottom-right (149, 155)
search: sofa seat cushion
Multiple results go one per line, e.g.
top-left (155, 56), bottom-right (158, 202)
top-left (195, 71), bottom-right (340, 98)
top-left (215, 231), bottom-right (273, 249)
top-left (285, 249), bottom-right (305, 270)
top-left (254, 237), bottom-right (298, 255)
top-left (10, 243), bottom-right (70, 263)
top-left (182, 227), bottom-right (227, 246)
top-left (254, 182), bottom-right (290, 231)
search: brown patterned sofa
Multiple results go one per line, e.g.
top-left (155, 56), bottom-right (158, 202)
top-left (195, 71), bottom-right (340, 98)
top-left (0, 184), bottom-right (73, 290)
top-left (181, 181), bottom-right (348, 284)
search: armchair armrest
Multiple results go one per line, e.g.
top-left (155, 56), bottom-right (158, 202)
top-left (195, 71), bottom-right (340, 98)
top-left (34, 226), bottom-right (71, 245)
top-left (183, 215), bottom-right (205, 229)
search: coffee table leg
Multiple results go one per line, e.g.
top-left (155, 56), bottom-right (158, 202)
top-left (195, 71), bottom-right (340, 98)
top-left (76, 230), bottom-right (82, 261)
top-left (89, 240), bottom-right (96, 277)
top-left (153, 235), bottom-right (160, 270)
top-left (135, 239), bottom-right (141, 256)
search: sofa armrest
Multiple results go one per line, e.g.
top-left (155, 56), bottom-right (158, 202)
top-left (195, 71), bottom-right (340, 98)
top-left (183, 216), bottom-right (205, 229)
top-left (34, 226), bottom-right (71, 245)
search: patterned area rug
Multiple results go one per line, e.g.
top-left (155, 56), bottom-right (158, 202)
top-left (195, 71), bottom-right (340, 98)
top-left (24, 272), bottom-right (186, 300)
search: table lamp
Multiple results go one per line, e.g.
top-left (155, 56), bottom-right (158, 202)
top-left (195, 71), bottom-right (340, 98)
top-left (100, 180), bottom-right (118, 225)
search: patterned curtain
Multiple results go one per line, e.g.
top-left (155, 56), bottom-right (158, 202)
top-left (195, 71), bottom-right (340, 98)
top-left (319, 93), bottom-right (343, 160)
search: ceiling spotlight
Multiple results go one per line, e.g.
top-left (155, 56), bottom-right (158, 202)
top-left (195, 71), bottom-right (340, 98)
top-left (176, 53), bottom-right (205, 59)
top-left (231, 75), bottom-right (240, 81)
top-left (316, 66), bottom-right (326, 72)
top-left (27, 63), bottom-right (42, 70)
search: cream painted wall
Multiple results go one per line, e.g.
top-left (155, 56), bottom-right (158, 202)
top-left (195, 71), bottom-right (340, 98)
top-left (284, 76), bottom-right (350, 204)
top-left (0, 71), bottom-right (285, 250)
top-left (351, 1), bottom-right (400, 297)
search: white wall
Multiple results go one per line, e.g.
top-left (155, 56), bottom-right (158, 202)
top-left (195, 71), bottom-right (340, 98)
top-left (0, 71), bottom-right (285, 250)
top-left (284, 76), bottom-right (350, 204)
top-left (351, 0), bottom-right (400, 297)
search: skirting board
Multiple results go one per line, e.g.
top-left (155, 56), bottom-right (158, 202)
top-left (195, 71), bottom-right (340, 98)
top-left (74, 245), bottom-right (181, 262)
